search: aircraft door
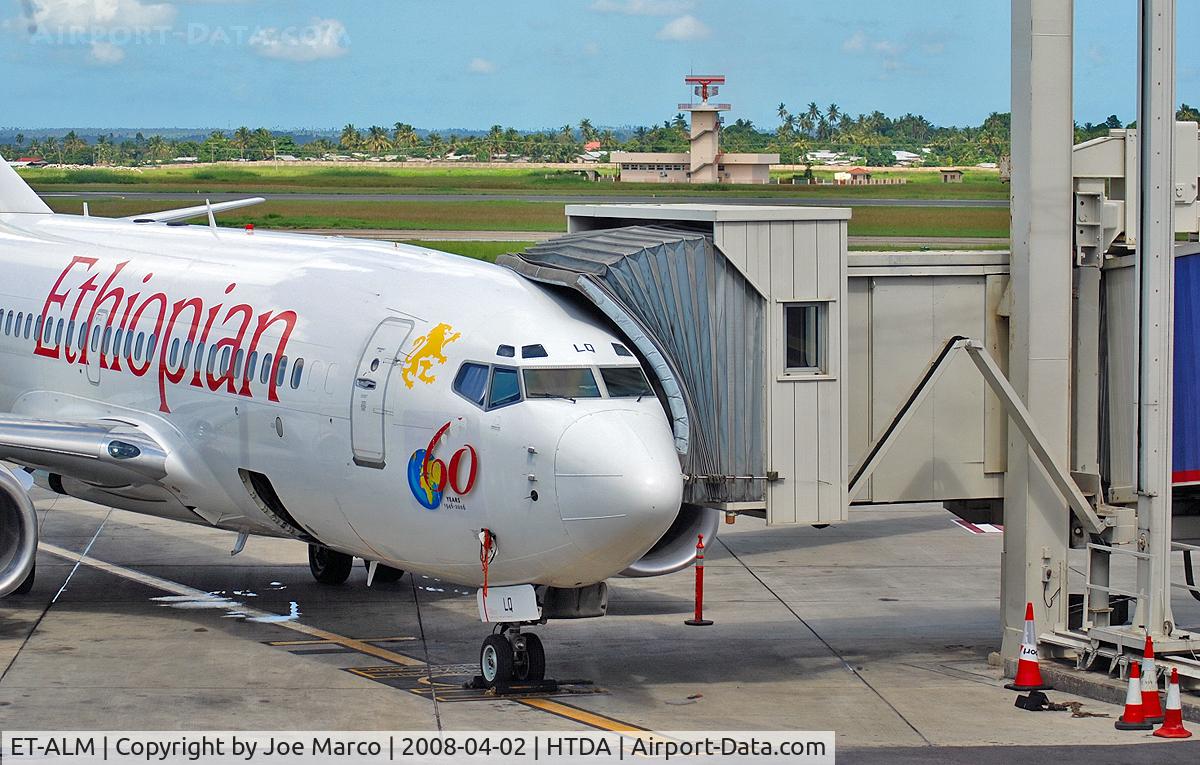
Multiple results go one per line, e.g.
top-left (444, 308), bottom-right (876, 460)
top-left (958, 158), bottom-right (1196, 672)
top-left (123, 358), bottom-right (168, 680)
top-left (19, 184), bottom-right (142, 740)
top-left (351, 318), bottom-right (415, 468)
top-left (86, 309), bottom-right (107, 385)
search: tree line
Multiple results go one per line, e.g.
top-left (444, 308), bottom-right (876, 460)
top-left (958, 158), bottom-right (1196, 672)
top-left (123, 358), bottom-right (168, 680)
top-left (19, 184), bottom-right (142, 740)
top-left (4, 104), bottom-right (1198, 167)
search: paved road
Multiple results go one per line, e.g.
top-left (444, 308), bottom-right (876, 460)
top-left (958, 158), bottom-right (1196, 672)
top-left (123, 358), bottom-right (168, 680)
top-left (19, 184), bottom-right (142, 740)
top-left (40, 190), bottom-right (1010, 208)
top-left (297, 228), bottom-right (1010, 248)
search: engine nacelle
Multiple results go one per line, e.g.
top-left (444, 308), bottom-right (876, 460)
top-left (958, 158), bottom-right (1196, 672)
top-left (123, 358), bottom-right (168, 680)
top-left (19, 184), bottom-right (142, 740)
top-left (0, 465), bottom-right (37, 597)
top-left (620, 503), bottom-right (721, 577)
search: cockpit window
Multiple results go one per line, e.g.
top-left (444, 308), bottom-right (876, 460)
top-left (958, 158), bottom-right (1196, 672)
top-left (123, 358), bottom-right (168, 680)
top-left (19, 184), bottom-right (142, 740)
top-left (601, 367), bottom-right (654, 398)
top-left (524, 368), bottom-right (602, 400)
top-left (488, 366), bottom-right (522, 409)
top-left (454, 362), bottom-right (489, 406)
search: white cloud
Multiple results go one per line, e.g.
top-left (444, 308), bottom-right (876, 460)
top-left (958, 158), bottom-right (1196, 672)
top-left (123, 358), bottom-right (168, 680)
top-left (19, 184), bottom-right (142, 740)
top-left (468, 57), bottom-right (496, 74)
top-left (22, 0), bottom-right (176, 32)
top-left (872, 39), bottom-right (905, 56)
top-left (591, 0), bottom-right (693, 16)
top-left (89, 40), bottom-right (125, 65)
top-left (249, 18), bottom-right (348, 62)
top-left (655, 14), bottom-right (709, 42)
top-left (842, 31), bottom-right (866, 53)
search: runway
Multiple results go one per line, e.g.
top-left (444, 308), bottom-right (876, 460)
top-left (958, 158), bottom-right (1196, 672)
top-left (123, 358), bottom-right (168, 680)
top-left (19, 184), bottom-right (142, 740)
top-left (3, 490), bottom-right (1197, 760)
top-left (38, 191), bottom-right (1010, 208)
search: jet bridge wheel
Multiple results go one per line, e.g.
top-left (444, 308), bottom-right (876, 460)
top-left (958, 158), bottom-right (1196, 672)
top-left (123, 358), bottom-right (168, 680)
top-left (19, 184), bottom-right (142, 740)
top-left (307, 545), bottom-right (353, 585)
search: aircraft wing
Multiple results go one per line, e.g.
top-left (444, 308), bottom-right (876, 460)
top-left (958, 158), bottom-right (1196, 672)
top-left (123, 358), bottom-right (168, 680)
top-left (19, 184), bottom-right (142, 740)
top-left (0, 414), bottom-right (168, 487)
top-left (121, 197), bottom-right (266, 224)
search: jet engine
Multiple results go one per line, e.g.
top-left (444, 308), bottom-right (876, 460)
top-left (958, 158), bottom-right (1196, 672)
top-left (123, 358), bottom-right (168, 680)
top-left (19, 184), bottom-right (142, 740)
top-left (621, 503), bottom-right (721, 577)
top-left (0, 465), bottom-right (37, 597)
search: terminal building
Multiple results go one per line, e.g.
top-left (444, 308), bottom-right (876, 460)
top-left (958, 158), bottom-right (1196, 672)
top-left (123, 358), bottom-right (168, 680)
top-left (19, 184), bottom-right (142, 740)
top-left (610, 75), bottom-right (779, 185)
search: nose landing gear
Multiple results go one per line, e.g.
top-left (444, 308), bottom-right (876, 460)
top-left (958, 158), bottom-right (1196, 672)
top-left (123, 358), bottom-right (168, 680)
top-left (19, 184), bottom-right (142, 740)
top-left (478, 625), bottom-right (546, 689)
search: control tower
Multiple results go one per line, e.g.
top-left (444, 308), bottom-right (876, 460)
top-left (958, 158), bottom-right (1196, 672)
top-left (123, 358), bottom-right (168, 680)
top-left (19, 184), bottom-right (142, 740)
top-left (681, 75), bottom-right (730, 184)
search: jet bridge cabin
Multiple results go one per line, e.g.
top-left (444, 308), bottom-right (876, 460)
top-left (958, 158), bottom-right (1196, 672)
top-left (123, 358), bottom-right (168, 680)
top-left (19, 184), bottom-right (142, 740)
top-left (500, 204), bottom-right (851, 527)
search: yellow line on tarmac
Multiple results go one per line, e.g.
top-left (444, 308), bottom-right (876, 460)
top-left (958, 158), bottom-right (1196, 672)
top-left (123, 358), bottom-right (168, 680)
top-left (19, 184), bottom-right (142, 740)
top-left (266, 636), bottom-right (416, 647)
top-left (515, 699), bottom-right (649, 734)
top-left (38, 541), bottom-right (649, 733)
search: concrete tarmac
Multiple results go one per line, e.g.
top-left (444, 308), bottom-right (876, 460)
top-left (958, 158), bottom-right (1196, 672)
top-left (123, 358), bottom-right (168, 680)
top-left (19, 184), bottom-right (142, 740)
top-left (2, 493), bottom-right (1198, 762)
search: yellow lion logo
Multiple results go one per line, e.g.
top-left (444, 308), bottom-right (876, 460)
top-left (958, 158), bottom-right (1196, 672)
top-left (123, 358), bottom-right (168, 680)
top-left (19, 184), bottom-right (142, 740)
top-left (402, 322), bottom-right (461, 388)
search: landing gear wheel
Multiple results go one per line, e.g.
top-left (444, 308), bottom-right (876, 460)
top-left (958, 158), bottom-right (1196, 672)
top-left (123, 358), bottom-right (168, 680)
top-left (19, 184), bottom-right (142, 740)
top-left (363, 560), bottom-right (405, 583)
top-left (308, 545), bottom-right (352, 585)
top-left (513, 633), bottom-right (546, 682)
top-left (13, 561), bottom-right (34, 595)
top-left (480, 634), bottom-right (514, 688)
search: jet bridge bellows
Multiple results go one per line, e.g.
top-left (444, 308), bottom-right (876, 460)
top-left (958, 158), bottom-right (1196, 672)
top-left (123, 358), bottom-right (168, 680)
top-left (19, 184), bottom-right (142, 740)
top-left (499, 204), bottom-right (850, 525)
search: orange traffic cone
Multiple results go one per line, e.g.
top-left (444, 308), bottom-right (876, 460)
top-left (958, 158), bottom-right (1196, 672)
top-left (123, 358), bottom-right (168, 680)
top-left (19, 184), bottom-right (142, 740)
top-left (1005, 603), bottom-right (1052, 691)
top-left (1115, 661), bottom-right (1155, 731)
top-left (1153, 668), bottom-right (1193, 739)
top-left (1141, 635), bottom-right (1165, 724)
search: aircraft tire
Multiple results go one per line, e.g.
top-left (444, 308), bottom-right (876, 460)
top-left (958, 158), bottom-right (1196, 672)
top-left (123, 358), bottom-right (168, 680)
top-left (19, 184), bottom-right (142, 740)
top-left (515, 633), bottom-right (546, 682)
top-left (308, 545), bottom-right (353, 585)
top-left (480, 634), bottom-right (514, 687)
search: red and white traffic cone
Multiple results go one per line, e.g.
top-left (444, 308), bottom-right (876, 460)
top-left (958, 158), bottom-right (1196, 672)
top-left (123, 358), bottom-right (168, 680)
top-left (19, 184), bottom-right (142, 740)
top-left (1140, 635), bottom-right (1165, 724)
top-left (1005, 603), bottom-right (1052, 691)
top-left (1153, 668), bottom-right (1193, 739)
top-left (1115, 661), bottom-right (1155, 731)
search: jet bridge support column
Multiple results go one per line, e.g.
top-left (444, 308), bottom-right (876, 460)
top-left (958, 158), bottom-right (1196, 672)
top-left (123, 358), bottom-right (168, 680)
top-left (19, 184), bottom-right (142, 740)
top-left (1002, 0), bottom-right (1075, 659)
top-left (1135, 0), bottom-right (1177, 637)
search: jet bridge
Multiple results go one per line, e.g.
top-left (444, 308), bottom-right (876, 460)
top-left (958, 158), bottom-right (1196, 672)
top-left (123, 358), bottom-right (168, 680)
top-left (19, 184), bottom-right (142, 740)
top-left (498, 205), bottom-right (850, 527)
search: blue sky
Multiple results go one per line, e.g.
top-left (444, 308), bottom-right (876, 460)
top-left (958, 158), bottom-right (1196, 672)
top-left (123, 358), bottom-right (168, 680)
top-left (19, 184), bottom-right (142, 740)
top-left (2, 0), bottom-right (1198, 130)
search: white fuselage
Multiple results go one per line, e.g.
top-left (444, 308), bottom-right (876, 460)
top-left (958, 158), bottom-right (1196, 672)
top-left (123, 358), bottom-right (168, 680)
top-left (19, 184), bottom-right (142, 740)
top-left (0, 213), bottom-right (684, 588)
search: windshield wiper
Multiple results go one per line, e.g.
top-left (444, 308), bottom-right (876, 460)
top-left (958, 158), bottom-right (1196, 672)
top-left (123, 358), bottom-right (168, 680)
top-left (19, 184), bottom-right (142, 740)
top-left (530, 393), bottom-right (577, 403)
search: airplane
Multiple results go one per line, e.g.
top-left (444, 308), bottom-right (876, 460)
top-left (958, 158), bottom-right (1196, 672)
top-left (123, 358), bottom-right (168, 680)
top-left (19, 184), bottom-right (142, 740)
top-left (0, 156), bottom-right (709, 688)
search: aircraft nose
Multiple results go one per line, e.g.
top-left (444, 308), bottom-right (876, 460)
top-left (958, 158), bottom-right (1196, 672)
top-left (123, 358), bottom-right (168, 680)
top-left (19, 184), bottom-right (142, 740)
top-left (554, 410), bottom-right (683, 575)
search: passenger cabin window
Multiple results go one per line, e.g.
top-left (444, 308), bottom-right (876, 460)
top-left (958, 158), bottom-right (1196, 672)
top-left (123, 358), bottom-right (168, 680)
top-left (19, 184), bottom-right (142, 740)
top-left (784, 303), bottom-right (825, 374)
top-left (496, 345), bottom-right (515, 358)
top-left (453, 363), bottom-right (489, 406)
top-left (612, 343), bottom-right (634, 358)
top-left (524, 368), bottom-right (602, 400)
top-left (488, 366), bottom-right (522, 409)
top-left (601, 367), bottom-right (654, 398)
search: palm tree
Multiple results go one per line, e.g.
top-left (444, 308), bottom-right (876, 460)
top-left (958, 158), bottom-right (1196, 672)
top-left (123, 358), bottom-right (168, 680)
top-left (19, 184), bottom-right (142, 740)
top-left (146, 135), bottom-right (169, 163)
top-left (826, 103), bottom-right (841, 128)
top-left (339, 124), bottom-right (362, 152)
top-left (392, 122), bottom-right (418, 148)
top-left (805, 102), bottom-right (822, 134)
top-left (427, 132), bottom-right (443, 157)
top-left (777, 102), bottom-right (789, 123)
top-left (365, 126), bottom-right (392, 154)
top-left (578, 118), bottom-right (597, 142)
top-left (232, 127), bottom-right (252, 160)
top-left (671, 113), bottom-right (688, 130)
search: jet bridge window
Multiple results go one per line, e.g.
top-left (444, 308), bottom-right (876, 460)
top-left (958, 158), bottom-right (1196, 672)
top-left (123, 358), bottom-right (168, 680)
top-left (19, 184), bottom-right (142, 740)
top-left (784, 302), bottom-right (826, 374)
top-left (524, 368), bottom-right (602, 400)
top-left (600, 367), bottom-right (654, 398)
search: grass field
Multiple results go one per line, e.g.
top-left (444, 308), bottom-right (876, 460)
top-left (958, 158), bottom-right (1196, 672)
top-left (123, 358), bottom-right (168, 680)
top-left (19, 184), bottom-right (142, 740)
top-left (44, 196), bottom-right (1010, 238)
top-left (45, 197), bottom-right (567, 231)
top-left (21, 164), bottom-right (1010, 200)
top-left (401, 240), bottom-right (535, 262)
